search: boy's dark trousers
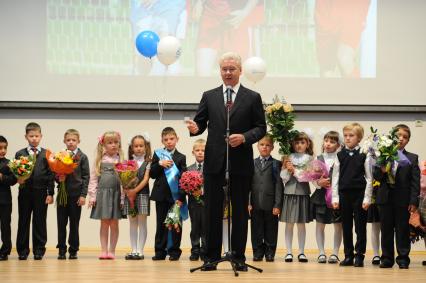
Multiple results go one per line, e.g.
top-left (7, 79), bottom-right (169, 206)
top-left (378, 190), bottom-right (410, 266)
top-left (0, 203), bottom-right (12, 255)
top-left (340, 190), bottom-right (367, 259)
top-left (16, 188), bottom-right (48, 257)
top-left (154, 201), bottom-right (182, 258)
top-left (189, 200), bottom-right (206, 257)
top-left (250, 208), bottom-right (278, 258)
top-left (56, 195), bottom-right (82, 254)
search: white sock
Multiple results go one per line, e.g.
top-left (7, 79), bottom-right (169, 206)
top-left (137, 215), bottom-right (147, 255)
top-left (297, 223), bottom-right (306, 255)
top-left (129, 216), bottom-right (138, 253)
top-left (316, 223), bottom-right (326, 255)
top-left (285, 223), bottom-right (294, 255)
top-left (333, 223), bottom-right (343, 256)
top-left (371, 222), bottom-right (381, 257)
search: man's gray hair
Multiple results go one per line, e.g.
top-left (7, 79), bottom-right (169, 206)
top-left (219, 52), bottom-right (242, 68)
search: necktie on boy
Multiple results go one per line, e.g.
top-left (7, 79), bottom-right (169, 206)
top-left (197, 163), bottom-right (202, 171)
top-left (31, 147), bottom-right (38, 155)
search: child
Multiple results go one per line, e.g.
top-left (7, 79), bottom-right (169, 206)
top-left (249, 135), bottom-right (283, 262)
top-left (150, 127), bottom-right (187, 261)
top-left (0, 136), bottom-right (17, 261)
top-left (367, 182), bottom-right (381, 265)
top-left (187, 139), bottom-right (206, 261)
top-left (123, 134), bottom-right (152, 260)
top-left (373, 124), bottom-right (420, 269)
top-left (15, 122), bottom-right (55, 260)
top-left (311, 131), bottom-right (343, 264)
top-left (56, 129), bottom-right (90, 260)
top-left (280, 132), bottom-right (313, 263)
top-left (88, 131), bottom-right (124, 260)
top-left (332, 123), bottom-right (373, 267)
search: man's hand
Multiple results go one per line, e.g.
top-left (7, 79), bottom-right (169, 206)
top-left (186, 119), bottom-right (199, 135)
top-left (228, 134), bottom-right (245, 147)
top-left (45, 195), bottom-right (53, 204)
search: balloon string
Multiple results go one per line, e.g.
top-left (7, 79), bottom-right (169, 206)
top-left (158, 66), bottom-right (168, 121)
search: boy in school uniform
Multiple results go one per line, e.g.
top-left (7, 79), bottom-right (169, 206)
top-left (0, 136), bottom-right (17, 261)
top-left (150, 127), bottom-right (187, 261)
top-left (249, 135), bottom-right (283, 262)
top-left (332, 123), bottom-right (373, 267)
top-left (187, 139), bottom-right (207, 261)
top-left (374, 124), bottom-right (420, 269)
top-left (56, 129), bottom-right (90, 260)
top-left (15, 122), bottom-right (55, 260)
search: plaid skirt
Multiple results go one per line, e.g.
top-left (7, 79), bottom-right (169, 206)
top-left (123, 193), bottom-right (150, 216)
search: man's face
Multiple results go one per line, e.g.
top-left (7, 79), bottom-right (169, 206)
top-left (220, 59), bottom-right (241, 87)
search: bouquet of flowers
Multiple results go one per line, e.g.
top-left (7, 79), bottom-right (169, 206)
top-left (46, 150), bottom-right (79, 206)
top-left (164, 203), bottom-right (181, 233)
top-left (179, 171), bottom-right (203, 204)
top-left (295, 159), bottom-right (333, 207)
top-left (8, 155), bottom-right (35, 183)
top-left (265, 95), bottom-right (298, 156)
top-left (361, 127), bottom-right (408, 184)
top-left (115, 160), bottom-right (139, 217)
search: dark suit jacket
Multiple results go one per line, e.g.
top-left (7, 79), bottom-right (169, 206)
top-left (57, 150), bottom-right (90, 198)
top-left (150, 149), bottom-right (187, 203)
top-left (250, 157), bottom-right (283, 211)
top-left (15, 148), bottom-right (55, 195)
top-left (373, 150), bottom-right (420, 207)
top-left (191, 84), bottom-right (266, 176)
top-left (0, 158), bottom-right (17, 205)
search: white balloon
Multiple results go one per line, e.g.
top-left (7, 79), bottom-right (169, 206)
top-left (157, 36), bottom-right (182, 66)
top-left (243, 56), bottom-right (266, 83)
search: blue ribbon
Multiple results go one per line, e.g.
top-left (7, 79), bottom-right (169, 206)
top-left (155, 149), bottom-right (188, 221)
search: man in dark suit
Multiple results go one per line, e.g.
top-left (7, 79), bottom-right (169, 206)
top-left (186, 52), bottom-right (266, 271)
top-left (373, 124), bottom-right (420, 269)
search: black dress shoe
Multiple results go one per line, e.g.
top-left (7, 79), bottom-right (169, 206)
top-left (201, 263), bottom-right (217, 271)
top-left (422, 260), bottom-right (426, 266)
top-left (152, 255), bottom-right (166, 261)
top-left (189, 254), bottom-right (199, 261)
top-left (69, 253), bottom-right (78, 260)
top-left (57, 254), bottom-right (66, 260)
top-left (379, 262), bottom-right (393, 268)
top-left (235, 262), bottom-right (248, 272)
top-left (398, 263), bottom-right (409, 269)
top-left (0, 254), bottom-right (8, 261)
top-left (34, 254), bottom-right (43, 260)
top-left (253, 255), bottom-right (263, 261)
top-left (265, 256), bottom-right (274, 262)
top-left (354, 257), bottom-right (364, 267)
top-left (18, 254), bottom-right (28, 260)
top-left (169, 255), bottom-right (180, 261)
top-left (339, 257), bottom-right (354, 266)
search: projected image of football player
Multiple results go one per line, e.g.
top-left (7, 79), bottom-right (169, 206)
top-left (315, 0), bottom-right (371, 78)
top-left (192, 0), bottom-right (264, 76)
top-left (130, 0), bottom-right (187, 76)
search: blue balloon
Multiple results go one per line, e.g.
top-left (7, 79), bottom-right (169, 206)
top-left (135, 30), bottom-right (160, 58)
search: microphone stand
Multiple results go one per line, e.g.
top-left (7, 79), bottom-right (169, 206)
top-left (190, 95), bottom-right (263, 276)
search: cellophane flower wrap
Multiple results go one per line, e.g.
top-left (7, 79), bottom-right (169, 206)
top-left (8, 155), bottom-right (35, 182)
top-left (179, 171), bottom-right (203, 204)
top-left (115, 160), bottom-right (139, 217)
top-left (46, 150), bottom-right (79, 206)
top-left (361, 127), bottom-right (404, 184)
top-left (164, 203), bottom-right (181, 233)
top-left (296, 159), bottom-right (332, 207)
top-left (265, 95), bottom-right (298, 156)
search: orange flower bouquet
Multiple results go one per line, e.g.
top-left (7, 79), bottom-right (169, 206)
top-left (46, 150), bottom-right (78, 206)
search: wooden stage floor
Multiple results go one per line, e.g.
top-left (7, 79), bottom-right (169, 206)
top-left (1, 250), bottom-right (425, 282)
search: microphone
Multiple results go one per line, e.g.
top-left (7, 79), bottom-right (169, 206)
top-left (226, 85), bottom-right (233, 107)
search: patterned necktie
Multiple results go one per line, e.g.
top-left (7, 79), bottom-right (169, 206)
top-left (260, 158), bottom-right (266, 168)
top-left (197, 163), bottom-right (202, 171)
top-left (31, 147), bottom-right (38, 155)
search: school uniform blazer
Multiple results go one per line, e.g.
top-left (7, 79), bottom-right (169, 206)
top-left (191, 84), bottom-right (266, 176)
top-left (15, 148), bottom-right (55, 195)
top-left (373, 150), bottom-right (420, 207)
top-left (149, 149), bottom-right (187, 203)
top-left (250, 157), bottom-right (283, 211)
top-left (0, 158), bottom-right (17, 205)
top-left (60, 150), bottom-right (90, 198)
